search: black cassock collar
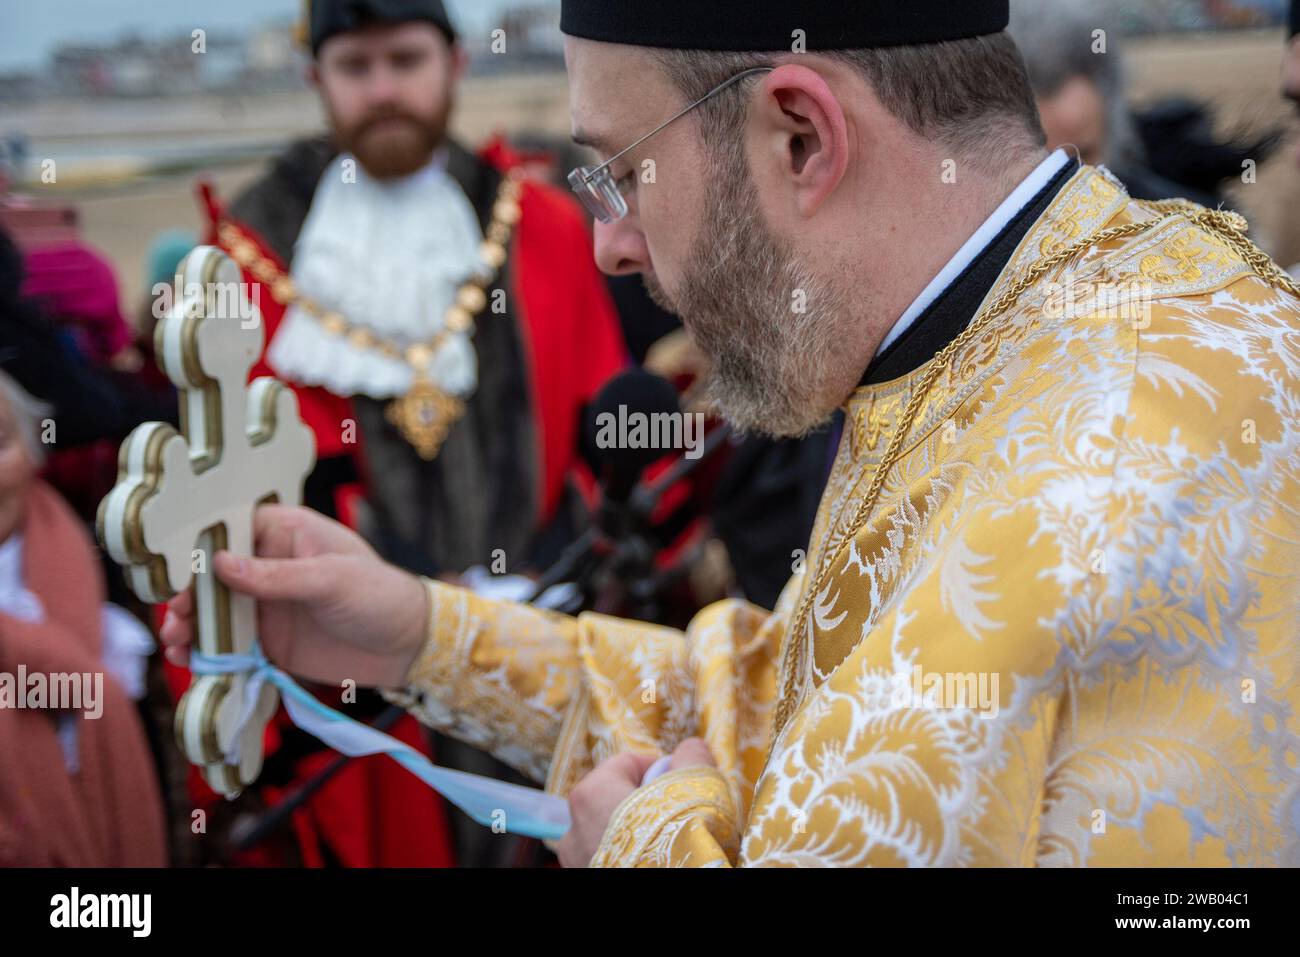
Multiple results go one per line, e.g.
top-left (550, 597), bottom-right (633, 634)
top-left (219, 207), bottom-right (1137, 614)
top-left (860, 156), bottom-right (1080, 386)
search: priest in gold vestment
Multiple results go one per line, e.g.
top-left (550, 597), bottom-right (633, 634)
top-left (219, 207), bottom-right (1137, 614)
top-left (162, 1), bottom-right (1300, 866)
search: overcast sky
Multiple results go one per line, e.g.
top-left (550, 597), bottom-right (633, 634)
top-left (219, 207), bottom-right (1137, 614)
top-left (0, 0), bottom-right (538, 71)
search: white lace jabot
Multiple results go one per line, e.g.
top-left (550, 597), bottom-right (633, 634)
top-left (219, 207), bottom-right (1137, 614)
top-left (267, 152), bottom-right (486, 400)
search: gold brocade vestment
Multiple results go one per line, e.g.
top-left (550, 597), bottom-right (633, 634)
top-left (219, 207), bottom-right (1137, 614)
top-left (382, 166), bottom-right (1300, 866)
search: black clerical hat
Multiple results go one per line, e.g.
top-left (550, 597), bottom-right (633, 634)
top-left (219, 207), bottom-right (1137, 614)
top-left (560, 0), bottom-right (1010, 51)
top-left (307, 0), bottom-right (457, 56)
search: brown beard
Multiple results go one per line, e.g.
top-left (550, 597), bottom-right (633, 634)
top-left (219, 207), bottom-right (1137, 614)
top-left (330, 100), bottom-right (452, 180)
top-left (660, 147), bottom-right (846, 439)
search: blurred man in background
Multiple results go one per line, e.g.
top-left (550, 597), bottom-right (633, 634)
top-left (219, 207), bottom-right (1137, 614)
top-left (193, 0), bottom-right (626, 868)
top-left (1010, 0), bottom-right (1137, 170)
top-left (1010, 0), bottom-right (1281, 209)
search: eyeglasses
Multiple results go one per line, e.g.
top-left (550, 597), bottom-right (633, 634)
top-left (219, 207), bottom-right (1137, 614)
top-left (567, 67), bottom-right (775, 224)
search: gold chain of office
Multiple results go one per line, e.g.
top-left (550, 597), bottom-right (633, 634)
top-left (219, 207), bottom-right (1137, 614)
top-left (218, 169), bottom-right (525, 461)
top-left (770, 202), bottom-right (1300, 739)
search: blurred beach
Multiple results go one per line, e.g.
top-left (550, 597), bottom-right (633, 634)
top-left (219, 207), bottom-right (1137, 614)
top-left (5, 29), bottom-right (1299, 313)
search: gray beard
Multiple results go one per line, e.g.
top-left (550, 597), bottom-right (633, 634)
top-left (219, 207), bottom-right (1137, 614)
top-left (655, 166), bottom-right (846, 439)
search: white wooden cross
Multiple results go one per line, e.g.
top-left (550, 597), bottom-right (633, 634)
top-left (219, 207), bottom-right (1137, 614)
top-left (98, 246), bottom-right (316, 797)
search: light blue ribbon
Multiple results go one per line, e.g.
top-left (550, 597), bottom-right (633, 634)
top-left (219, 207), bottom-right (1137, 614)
top-left (189, 647), bottom-right (571, 841)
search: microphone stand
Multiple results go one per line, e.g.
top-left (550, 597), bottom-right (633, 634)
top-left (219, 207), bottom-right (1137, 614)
top-left (528, 422), bottom-right (732, 616)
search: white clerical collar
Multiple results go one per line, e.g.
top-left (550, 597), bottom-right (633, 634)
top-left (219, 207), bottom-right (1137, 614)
top-left (875, 148), bottom-right (1072, 356)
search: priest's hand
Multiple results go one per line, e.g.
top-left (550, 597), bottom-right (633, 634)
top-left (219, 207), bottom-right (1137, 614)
top-left (557, 737), bottom-right (716, 867)
top-left (158, 504), bottom-right (428, 689)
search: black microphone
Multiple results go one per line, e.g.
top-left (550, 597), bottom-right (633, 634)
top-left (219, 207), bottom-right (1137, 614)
top-left (581, 368), bottom-right (683, 505)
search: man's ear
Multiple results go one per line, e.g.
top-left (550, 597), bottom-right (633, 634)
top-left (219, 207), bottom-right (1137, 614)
top-left (754, 63), bottom-right (850, 217)
top-left (306, 61), bottom-right (322, 90)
